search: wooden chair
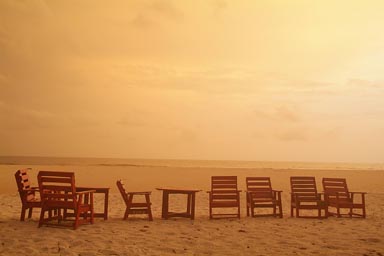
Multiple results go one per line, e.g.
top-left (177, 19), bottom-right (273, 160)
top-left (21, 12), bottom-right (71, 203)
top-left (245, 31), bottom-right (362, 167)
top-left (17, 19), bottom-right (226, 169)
top-left (290, 176), bottom-right (327, 218)
top-left (246, 177), bottom-right (283, 218)
top-left (322, 178), bottom-right (366, 218)
top-left (208, 176), bottom-right (241, 219)
top-left (38, 171), bottom-right (95, 230)
top-left (14, 169), bottom-right (42, 221)
top-left (116, 180), bottom-right (153, 221)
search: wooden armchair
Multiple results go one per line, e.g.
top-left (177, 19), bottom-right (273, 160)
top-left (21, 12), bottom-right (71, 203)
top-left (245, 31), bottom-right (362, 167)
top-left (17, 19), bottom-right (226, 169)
top-left (116, 180), bottom-right (153, 221)
top-left (14, 169), bottom-right (42, 221)
top-left (208, 176), bottom-right (241, 219)
top-left (37, 171), bottom-right (95, 229)
top-left (290, 176), bottom-right (327, 218)
top-left (322, 178), bottom-right (366, 218)
top-left (246, 177), bottom-right (283, 218)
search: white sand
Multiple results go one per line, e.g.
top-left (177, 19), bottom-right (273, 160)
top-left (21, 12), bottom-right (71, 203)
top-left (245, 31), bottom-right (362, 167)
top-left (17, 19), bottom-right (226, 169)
top-left (1, 165), bottom-right (383, 255)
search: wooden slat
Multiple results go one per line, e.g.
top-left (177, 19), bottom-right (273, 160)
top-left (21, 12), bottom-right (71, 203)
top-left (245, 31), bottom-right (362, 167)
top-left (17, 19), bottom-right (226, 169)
top-left (212, 176), bottom-right (237, 180)
top-left (40, 177), bottom-right (72, 183)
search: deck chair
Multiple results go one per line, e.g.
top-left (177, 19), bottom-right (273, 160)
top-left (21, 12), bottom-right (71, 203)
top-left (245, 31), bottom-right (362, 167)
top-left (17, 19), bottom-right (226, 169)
top-left (290, 176), bottom-right (327, 218)
top-left (208, 176), bottom-right (241, 219)
top-left (116, 180), bottom-right (153, 221)
top-left (246, 177), bottom-right (283, 218)
top-left (38, 171), bottom-right (95, 230)
top-left (322, 178), bottom-right (366, 218)
top-left (15, 169), bottom-right (42, 221)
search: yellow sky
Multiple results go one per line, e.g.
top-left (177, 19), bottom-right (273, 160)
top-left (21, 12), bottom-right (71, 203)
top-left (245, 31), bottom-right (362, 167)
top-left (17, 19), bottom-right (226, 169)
top-left (1, 0), bottom-right (384, 162)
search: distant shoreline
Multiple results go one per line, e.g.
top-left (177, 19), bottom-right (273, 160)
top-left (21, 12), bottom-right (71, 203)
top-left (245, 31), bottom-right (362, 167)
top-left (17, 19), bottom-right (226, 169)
top-left (1, 155), bottom-right (383, 171)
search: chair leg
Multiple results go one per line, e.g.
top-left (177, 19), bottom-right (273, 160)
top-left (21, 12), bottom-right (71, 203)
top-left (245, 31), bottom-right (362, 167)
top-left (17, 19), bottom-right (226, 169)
top-left (246, 203), bottom-right (249, 217)
top-left (209, 204), bottom-right (212, 219)
top-left (38, 208), bottom-right (45, 228)
top-left (90, 206), bottom-right (94, 224)
top-left (291, 206), bottom-right (294, 217)
top-left (123, 207), bottom-right (129, 220)
top-left (20, 207), bottom-right (26, 221)
top-left (278, 201), bottom-right (283, 218)
top-left (74, 209), bottom-right (80, 230)
top-left (28, 208), bottom-right (33, 219)
top-left (296, 207), bottom-right (300, 218)
top-left (145, 194), bottom-right (153, 221)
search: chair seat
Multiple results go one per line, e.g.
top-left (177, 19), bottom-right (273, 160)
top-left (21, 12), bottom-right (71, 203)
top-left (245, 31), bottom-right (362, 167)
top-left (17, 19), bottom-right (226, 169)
top-left (15, 169), bottom-right (43, 221)
top-left (38, 171), bottom-right (95, 230)
top-left (116, 180), bottom-right (153, 221)
top-left (209, 176), bottom-right (241, 219)
top-left (323, 178), bottom-right (367, 218)
top-left (211, 201), bottom-right (239, 207)
top-left (290, 176), bottom-right (328, 218)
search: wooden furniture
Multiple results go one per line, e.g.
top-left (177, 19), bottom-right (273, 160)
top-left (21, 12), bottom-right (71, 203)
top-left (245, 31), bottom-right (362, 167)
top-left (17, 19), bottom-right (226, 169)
top-left (322, 178), bottom-right (366, 218)
top-left (208, 176), bottom-right (241, 219)
top-left (290, 176), bottom-right (328, 218)
top-left (38, 171), bottom-right (95, 229)
top-left (246, 177), bottom-right (283, 218)
top-left (117, 180), bottom-right (153, 221)
top-left (14, 169), bottom-right (42, 221)
top-left (156, 188), bottom-right (200, 220)
top-left (62, 187), bottom-right (110, 220)
top-left (76, 187), bottom-right (109, 220)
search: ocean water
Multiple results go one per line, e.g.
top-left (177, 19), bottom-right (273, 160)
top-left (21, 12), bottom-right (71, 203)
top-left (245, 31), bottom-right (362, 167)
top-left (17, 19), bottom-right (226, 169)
top-left (1, 156), bottom-right (383, 171)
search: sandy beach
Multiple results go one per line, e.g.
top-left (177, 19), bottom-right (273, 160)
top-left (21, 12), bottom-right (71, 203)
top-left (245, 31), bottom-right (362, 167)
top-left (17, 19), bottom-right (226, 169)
top-left (1, 164), bottom-right (384, 256)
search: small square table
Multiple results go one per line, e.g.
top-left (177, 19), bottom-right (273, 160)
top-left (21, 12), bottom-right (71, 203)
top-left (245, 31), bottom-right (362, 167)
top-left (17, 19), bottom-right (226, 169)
top-left (156, 188), bottom-right (201, 220)
top-left (76, 186), bottom-right (110, 220)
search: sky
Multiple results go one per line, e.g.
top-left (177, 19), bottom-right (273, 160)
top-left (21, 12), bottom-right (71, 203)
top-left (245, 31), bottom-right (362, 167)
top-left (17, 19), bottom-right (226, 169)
top-left (1, 0), bottom-right (384, 163)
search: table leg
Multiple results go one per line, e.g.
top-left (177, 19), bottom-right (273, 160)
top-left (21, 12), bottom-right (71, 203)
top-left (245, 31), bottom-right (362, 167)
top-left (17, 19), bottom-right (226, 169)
top-left (162, 191), bottom-right (169, 219)
top-left (187, 193), bottom-right (192, 217)
top-left (104, 190), bottom-right (109, 220)
top-left (191, 193), bottom-right (196, 220)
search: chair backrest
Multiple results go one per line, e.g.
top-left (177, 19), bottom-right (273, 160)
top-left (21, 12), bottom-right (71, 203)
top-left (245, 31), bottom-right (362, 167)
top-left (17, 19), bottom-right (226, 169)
top-left (15, 169), bottom-right (36, 202)
top-left (290, 176), bottom-right (318, 200)
top-left (211, 176), bottom-right (238, 201)
top-left (322, 178), bottom-right (350, 200)
top-left (38, 171), bottom-right (77, 207)
top-left (246, 177), bottom-right (273, 198)
top-left (116, 180), bottom-right (128, 203)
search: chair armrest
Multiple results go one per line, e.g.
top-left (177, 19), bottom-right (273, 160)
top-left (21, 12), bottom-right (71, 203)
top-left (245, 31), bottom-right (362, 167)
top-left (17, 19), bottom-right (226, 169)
top-left (76, 190), bottom-right (96, 195)
top-left (23, 188), bottom-right (39, 192)
top-left (127, 191), bottom-right (151, 195)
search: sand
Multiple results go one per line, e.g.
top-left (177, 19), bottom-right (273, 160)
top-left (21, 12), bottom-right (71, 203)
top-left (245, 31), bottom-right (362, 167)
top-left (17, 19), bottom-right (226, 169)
top-left (1, 165), bottom-right (384, 255)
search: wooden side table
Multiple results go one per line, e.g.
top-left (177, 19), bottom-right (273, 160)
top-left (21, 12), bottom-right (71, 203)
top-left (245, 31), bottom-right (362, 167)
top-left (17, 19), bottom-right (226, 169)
top-left (76, 187), bottom-right (110, 220)
top-left (156, 188), bottom-right (201, 220)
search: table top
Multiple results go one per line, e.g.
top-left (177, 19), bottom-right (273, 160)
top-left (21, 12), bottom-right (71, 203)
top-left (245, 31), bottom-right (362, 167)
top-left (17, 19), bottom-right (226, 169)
top-left (156, 188), bottom-right (201, 193)
top-left (76, 186), bottom-right (110, 192)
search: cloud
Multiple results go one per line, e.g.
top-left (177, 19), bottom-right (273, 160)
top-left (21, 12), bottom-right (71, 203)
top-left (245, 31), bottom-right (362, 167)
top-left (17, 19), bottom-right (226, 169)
top-left (347, 78), bottom-right (384, 88)
top-left (0, 101), bottom-right (57, 130)
top-left (131, 13), bottom-right (153, 28)
top-left (275, 105), bottom-right (301, 122)
top-left (212, 0), bottom-right (228, 15)
top-left (252, 104), bottom-right (302, 123)
top-left (150, 0), bottom-right (183, 20)
top-left (131, 0), bottom-right (183, 28)
top-left (275, 129), bottom-right (308, 142)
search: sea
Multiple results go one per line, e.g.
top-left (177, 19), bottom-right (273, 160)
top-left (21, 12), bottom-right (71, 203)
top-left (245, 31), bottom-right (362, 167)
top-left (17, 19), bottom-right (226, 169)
top-left (1, 156), bottom-right (383, 171)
